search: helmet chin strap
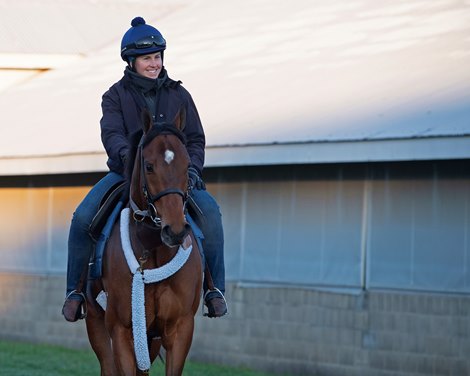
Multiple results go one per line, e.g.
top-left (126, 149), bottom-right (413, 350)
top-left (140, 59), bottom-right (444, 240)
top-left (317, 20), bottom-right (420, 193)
top-left (128, 56), bottom-right (136, 71)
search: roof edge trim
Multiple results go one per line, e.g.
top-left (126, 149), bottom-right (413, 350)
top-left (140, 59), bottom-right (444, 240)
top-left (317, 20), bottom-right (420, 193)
top-left (205, 136), bottom-right (470, 167)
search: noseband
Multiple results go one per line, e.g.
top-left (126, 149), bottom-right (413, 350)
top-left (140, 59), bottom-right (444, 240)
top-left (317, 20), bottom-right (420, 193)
top-left (130, 125), bottom-right (188, 226)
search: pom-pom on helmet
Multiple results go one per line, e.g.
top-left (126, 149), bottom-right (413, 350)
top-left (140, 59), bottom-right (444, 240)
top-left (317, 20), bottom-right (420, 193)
top-left (120, 17), bottom-right (166, 61)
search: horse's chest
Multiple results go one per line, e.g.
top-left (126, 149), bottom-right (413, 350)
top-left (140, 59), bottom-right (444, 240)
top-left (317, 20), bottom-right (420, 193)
top-left (144, 284), bottom-right (179, 319)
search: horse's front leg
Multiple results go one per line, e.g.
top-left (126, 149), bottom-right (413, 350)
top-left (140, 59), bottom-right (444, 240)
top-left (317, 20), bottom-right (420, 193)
top-left (107, 318), bottom-right (137, 375)
top-left (85, 301), bottom-right (118, 376)
top-left (112, 325), bottom-right (137, 375)
top-left (163, 315), bottom-right (195, 376)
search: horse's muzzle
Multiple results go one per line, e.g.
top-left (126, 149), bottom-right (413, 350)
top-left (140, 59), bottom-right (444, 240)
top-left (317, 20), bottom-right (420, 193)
top-left (161, 222), bottom-right (191, 247)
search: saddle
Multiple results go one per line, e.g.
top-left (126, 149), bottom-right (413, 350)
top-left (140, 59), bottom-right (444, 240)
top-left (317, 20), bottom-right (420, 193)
top-left (88, 182), bottom-right (205, 280)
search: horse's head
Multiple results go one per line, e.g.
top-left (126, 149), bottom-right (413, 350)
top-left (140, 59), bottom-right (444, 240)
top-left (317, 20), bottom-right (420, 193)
top-left (130, 108), bottom-right (191, 247)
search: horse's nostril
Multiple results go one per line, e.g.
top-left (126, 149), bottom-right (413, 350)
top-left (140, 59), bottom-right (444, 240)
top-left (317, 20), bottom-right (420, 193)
top-left (162, 225), bottom-right (176, 239)
top-left (162, 223), bottom-right (190, 246)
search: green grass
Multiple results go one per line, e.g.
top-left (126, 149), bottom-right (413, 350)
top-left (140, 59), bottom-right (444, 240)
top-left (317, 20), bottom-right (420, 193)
top-left (0, 340), bottom-right (284, 376)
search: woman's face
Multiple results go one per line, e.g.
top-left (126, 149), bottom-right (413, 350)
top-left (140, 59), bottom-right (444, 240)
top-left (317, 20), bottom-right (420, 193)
top-left (134, 52), bottom-right (162, 79)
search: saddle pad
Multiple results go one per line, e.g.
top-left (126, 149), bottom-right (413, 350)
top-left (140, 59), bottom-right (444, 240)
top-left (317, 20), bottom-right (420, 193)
top-left (89, 201), bottom-right (124, 279)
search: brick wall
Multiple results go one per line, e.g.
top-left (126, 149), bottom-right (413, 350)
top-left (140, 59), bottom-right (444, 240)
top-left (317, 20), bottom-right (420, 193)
top-left (0, 273), bottom-right (469, 376)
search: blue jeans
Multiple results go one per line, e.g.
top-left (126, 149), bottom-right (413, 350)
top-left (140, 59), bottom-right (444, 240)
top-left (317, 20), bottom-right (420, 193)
top-left (66, 172), bottom-right (124, 297)
top-left (66, 172), bottom-right (225, 296)
top-left (190, 188), bottom-right (225, 294)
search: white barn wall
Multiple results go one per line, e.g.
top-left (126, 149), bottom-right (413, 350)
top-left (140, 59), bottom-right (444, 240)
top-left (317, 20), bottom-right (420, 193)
top-left (1, 160), bottom-right (469, 375)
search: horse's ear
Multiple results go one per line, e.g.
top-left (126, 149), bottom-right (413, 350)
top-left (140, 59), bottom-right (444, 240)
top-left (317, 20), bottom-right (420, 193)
top-left (173, 106), bottom-right (186, 131)
top-left (141, 109), bottom-right (153, 134)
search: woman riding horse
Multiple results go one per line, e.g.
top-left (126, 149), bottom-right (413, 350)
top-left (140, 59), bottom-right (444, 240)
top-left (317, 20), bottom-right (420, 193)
top-left (62, 16), bottom-right (227, 322)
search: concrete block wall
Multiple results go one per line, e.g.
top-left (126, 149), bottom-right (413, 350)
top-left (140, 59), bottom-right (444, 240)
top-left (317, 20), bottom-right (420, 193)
top-left (192, 286), bottom-right (470, 376)
top-left (0, 272), bottom-right (469, 376)
top-left (0, 273), bottom-right (89, 349)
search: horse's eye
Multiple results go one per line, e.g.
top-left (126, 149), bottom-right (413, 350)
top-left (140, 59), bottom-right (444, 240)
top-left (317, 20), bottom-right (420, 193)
top-left (145, 163), bottom-right (154, 173)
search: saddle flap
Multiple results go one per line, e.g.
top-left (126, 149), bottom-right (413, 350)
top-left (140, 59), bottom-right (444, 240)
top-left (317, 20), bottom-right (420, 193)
top-left (89, 181), bottom-right (127, 242)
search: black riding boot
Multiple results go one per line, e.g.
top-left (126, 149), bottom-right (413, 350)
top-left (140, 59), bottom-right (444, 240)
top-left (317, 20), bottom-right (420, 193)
top-left (62, 214), bottom-right (94, 322)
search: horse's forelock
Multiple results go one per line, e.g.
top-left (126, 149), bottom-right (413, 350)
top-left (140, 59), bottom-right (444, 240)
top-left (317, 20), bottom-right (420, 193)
top-left (142, 124), bottom-right (187, 149)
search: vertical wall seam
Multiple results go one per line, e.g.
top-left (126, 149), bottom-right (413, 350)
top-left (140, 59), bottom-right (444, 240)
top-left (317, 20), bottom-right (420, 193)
top-left (239, 182), bottom-right (247, 280)
top-left (46, 187), bottom-right (53, 274)
top-left (361, 167), bottom-right (371, 290)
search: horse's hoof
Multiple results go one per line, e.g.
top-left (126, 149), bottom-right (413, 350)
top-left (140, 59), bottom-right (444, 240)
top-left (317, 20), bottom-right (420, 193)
top-left (204, 290), bottom-right (228, 318)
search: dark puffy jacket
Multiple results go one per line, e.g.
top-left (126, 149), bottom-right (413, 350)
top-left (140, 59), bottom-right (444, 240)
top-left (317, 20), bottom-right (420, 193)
top-left (100, 68), bottom-right (206, 175)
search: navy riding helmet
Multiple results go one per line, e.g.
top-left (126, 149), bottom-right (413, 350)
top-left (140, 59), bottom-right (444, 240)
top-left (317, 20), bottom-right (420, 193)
top-left (120, 17), bottom-right (166, 62)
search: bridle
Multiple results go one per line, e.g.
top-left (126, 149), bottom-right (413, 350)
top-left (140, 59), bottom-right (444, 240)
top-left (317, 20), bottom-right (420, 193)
top-left (129, 125), bottom-right (189, 227)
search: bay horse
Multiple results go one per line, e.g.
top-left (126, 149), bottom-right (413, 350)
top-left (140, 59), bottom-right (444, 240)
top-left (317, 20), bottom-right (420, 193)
top-left (85, 108), bottom-right (203, 376)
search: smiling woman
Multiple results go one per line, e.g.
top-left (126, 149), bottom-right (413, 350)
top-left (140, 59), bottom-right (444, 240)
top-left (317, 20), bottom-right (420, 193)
top-left (133, 52), bottom-right (163, 79)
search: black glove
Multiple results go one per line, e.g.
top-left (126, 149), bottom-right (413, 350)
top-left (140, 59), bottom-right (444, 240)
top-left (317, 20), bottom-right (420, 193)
top-left (188, 166), bottom-right (206, 190)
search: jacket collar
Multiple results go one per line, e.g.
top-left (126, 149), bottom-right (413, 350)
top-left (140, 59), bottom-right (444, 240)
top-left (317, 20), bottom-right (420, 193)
top-left (123, 66), bottom-right (168, 93)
